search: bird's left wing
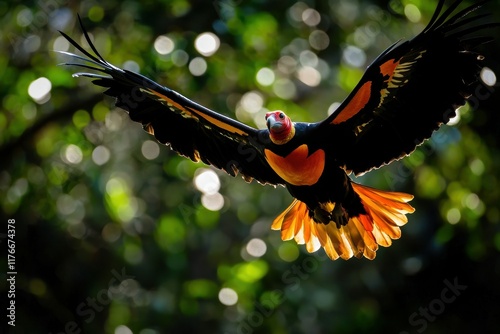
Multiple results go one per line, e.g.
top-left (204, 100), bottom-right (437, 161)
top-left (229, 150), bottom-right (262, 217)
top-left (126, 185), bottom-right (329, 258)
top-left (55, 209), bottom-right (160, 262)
top-left (59, 17), bottom-right (284, 186)
top-left (318, 0), bottom-right (497, 175)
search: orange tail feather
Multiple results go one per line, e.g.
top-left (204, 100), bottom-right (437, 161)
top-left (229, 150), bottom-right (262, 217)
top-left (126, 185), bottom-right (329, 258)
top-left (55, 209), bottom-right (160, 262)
top-left (271, 183), bottom-right (415, 260)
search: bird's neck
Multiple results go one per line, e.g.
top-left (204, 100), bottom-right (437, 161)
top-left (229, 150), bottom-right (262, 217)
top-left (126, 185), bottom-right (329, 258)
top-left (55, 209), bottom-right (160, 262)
top-left (270, 124), bottom-right (295, 145)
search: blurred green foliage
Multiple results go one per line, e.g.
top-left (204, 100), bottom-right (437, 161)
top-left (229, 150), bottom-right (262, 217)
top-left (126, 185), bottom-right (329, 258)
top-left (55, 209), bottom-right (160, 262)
top-left (1, 1), bottom-right (500, 333)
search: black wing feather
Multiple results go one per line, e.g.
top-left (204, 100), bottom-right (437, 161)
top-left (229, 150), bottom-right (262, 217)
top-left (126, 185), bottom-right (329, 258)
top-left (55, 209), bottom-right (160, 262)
top-left (59, 15), bottom-right (283, 186)
top-left (320, 0), bottom-right (498, 175)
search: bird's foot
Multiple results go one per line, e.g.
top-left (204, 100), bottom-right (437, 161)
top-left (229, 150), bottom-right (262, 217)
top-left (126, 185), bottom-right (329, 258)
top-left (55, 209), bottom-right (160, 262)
top-left (313, 207), bottom-right (331, 225)
top-left (313, 203), bottom-right (348, 229)
top-left (331, 204), bottom-right (348, 228)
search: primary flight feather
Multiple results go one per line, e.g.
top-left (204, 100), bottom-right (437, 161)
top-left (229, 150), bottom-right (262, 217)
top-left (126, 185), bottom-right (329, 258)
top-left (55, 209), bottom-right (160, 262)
top-left (59, 0), bottom-right (498, 260)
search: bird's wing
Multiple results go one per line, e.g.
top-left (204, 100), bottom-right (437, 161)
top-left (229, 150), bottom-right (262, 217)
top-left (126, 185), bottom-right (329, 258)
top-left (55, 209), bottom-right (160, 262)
top-left (59, 16), bottom-right (284, 186)
top-left (318, 0), bottom-right (497, 175)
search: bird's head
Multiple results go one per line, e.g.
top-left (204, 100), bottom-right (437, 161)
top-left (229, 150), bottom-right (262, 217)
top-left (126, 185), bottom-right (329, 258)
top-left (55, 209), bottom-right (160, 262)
top-left (265, 111), bottom-right (295, 145)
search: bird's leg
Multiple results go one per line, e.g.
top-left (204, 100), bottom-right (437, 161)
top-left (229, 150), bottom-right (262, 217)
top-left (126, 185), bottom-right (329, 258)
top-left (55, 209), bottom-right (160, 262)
top-left (312, 202), bottom-right (348, 229)
top-left (313, 207), bottom-right (331, 225)
top-left (330, 203), bottom-right (348, 229)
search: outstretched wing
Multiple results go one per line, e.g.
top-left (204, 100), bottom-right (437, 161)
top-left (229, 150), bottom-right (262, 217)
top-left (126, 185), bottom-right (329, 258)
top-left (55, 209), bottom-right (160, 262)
top-left (319, 0), bottom-right (498, 175)
top-left (59, 16), bottom-right (284, 186)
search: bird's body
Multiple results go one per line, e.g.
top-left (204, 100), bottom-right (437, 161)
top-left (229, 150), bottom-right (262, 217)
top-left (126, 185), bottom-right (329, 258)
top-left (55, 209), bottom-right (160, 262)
top-left (59, 0), bottom-right (498, 260)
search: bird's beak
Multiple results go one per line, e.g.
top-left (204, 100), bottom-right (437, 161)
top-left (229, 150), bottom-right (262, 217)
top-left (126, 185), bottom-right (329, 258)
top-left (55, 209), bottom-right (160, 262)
top-left (266, 114), bottom-right (283, 132)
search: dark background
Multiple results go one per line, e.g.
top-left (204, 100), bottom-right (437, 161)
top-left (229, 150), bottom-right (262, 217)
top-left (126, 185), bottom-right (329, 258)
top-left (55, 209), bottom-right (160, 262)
top-left (1, 0), bottom-right (500, 333)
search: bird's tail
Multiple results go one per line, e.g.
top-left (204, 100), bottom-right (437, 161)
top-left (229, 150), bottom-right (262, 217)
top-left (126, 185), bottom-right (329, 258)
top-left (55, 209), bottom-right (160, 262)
top-left (271, 182), bottom-right (415, 260)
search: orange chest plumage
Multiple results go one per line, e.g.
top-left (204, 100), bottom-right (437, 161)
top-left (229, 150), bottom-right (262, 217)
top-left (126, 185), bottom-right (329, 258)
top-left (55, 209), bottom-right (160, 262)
top-left (264, 144), bottom-right (326, 186)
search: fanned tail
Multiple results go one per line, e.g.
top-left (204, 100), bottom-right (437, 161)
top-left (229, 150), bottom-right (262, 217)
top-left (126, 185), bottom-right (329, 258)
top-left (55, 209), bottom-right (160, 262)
top-left (271, 183), bottom-right (415, 260)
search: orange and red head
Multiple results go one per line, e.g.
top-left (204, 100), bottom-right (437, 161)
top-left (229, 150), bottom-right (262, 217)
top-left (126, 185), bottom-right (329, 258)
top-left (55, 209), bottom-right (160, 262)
top-left (265, 111), bottom-right (295, 145)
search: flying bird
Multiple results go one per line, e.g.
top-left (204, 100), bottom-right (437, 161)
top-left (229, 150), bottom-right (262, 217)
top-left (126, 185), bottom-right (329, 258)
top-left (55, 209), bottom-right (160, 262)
top-left (59, 0), bottom-right (497, 260)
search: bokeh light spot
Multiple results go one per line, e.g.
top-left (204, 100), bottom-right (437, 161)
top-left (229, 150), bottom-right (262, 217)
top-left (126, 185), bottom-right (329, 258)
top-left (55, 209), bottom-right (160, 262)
top-left (194, 168), bottom-right (221, 195)
top-left (404, 4), bottom-right (421, 23)
top-left (277, 55), bottom-right (297, 74)
top-left (446, 208), bottom-right (461, 225)
top-left (464, 193), bottom-right (480, 210)
top-left (343, 45), bottom-right (366, 68)
top-left (402, 257), bottom-right (422, 275)
top-left (201, 193), bottom-right (224, 211)
top-left (53, 35), bottom-right (70, 52)
top-left (88, 6), bottom-right (104, 22)
top-left (278, 242), bottom-right (300, 262)
top-left (57, 194), bottom-right (77, 216)
top-left (92, 145), bottom-right (110, 165)
top-left (102, 223), bottom-right (122, 243)
top-left (67, 223), bottom-right (86, 239)
top-left (256, 67), bottom-right (275, 86)
top-left (195, 32), bottom-right (220, 56)
top-left (123, 60), bottom-right (140, 73)
top-left (469, 158), bottom-right (485, 176)
top-left (240, 91), bottom-right (264, 113)
top-left (105, 177), bottom-right (137, 222)
top-left (299, 50), bottom-right (318, 67)
top-left (297, 66), bottom-right (321, 87)
top-left (189, 57), bottom-right (207, 76)
top-left (302, 8), bottom-right (321, 26)
top-left (141, 140), bottom-right (160, 160)
top-left (246, 238), bottom-right (267, 257)
top-left (17, 8), bottom-right (33, 27)
top-left (481, 67), bottom-right (496, 87)
top-left (29, 278), bottom-right (47, 297)
top-left (28, 77), bottom-right (52, 104)
top-left (328, 102), bottom-right (341, 116)
top-left (218, 287), bottom-right (238, 306)
top-left (172, 50), bottom-right (189, 66)
top-left (288, 2), bottom-right (308, 23)
top-left (73, 109), bottom-right (91, 129)
top-left (124, 243), bottom-right (144, 264)
top-left (62, 144), bottom-right (83, 165)
top-left (154, 35), bottom-right (175, 55)
top-left (309, 30), bottom-right (329, 50)
top-left (115, 325), bottom-right (133, 334)
top-left (447, 109), bottom-right (461, 126)
top-left (273, 78), bottom-right (296, 99)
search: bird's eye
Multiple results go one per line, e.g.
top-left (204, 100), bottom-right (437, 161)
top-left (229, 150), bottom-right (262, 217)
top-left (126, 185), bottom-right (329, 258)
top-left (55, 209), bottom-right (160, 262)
top-left (279, 112), bottom-right (285, 119)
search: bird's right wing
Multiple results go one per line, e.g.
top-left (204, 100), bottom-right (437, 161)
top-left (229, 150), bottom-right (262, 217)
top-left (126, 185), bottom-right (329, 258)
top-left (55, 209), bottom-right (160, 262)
top-left (59, 16), bottom-right (284, 186)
